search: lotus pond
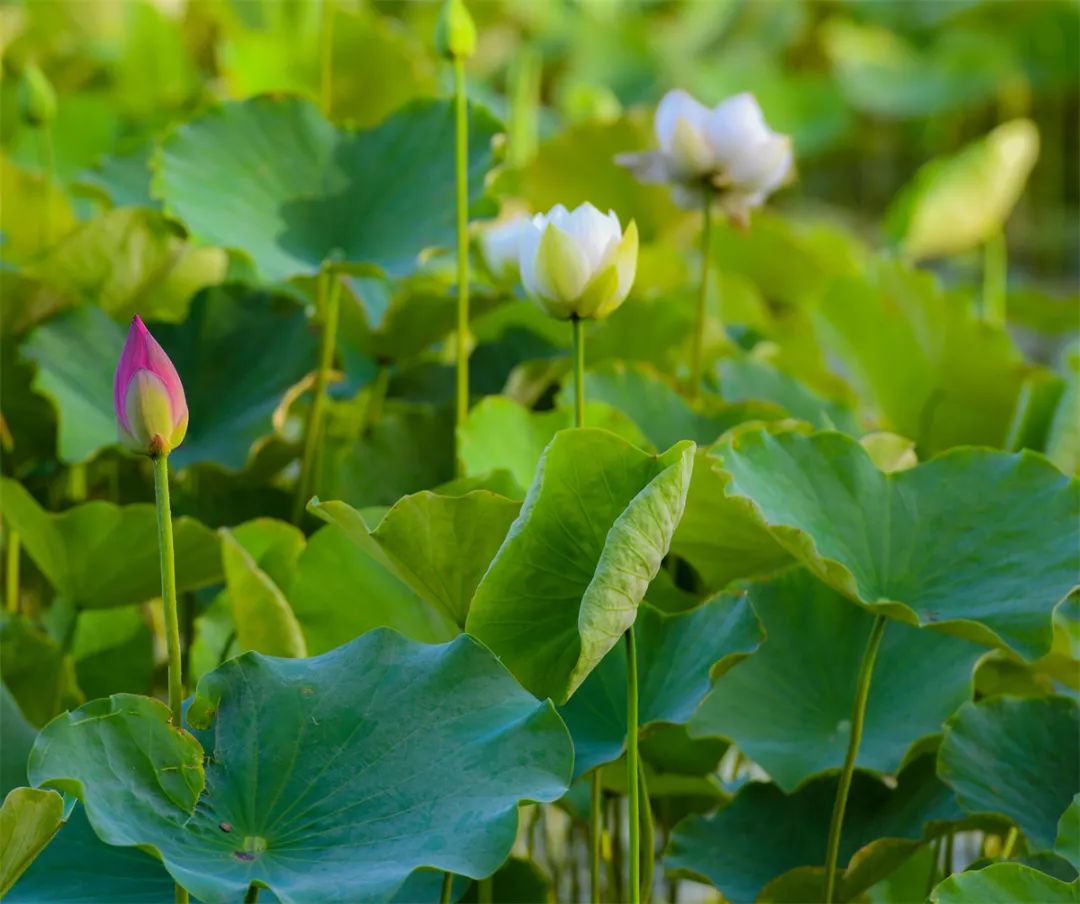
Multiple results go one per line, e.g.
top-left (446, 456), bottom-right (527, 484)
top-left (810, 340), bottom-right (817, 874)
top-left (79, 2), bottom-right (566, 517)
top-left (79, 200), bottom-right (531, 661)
top-left (0, 1), bottom-right (1078, 903)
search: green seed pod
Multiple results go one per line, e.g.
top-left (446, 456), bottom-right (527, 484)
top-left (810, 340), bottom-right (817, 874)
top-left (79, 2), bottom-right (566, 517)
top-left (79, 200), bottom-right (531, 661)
top-left (434, 0), bottom-right (476, 61)
top-left (18, 64), bottom-right (57, 128)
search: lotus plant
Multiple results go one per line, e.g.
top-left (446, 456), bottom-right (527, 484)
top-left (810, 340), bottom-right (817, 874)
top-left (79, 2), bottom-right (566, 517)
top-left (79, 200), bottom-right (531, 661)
top-left (619, 89), bottom-right (793, 399)
top-left (113, 315), bottom-right (190, 904)
top-left (518, 200), bottom-right (641, 903)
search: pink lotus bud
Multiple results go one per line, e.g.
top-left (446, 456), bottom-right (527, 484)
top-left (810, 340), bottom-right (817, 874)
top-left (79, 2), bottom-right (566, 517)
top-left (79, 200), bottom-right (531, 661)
top-left (113, 315), bottom-right (188, 457)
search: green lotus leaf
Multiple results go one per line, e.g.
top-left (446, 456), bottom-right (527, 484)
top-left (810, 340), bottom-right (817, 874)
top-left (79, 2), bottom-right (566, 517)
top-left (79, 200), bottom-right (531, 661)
top-left (0, 155), bottom-right (76, 265)
top-left (666, 757), bottom-right (966, 904)
top-left (714, 428), bottom-right (1079, 660)
top-left (938, 696), bottom-right (1079, 852)
top-left (29, 630), bottom-right (572, 904)
top-left (72, 606), bottom-right (154, 699)
top-left (0, 617), bottom-right (83, 728)
top-left (310, 490), bottom-right (521, 629)
top-left (886, 120), bottom-right (1039, 261)
top-left (1058, 796), bottom-right (1080, 872)
top-left (814, 259), bottom-right (1029, 454)
top-left (669, 449), bottom-right (791, 593)
top-left (0, 478), bottom-right (221, 611)
top-left (559, 596), bottom-right (761, 780)
top-left (457, 397), bottom-right (649, 496)
top-left (154, 95), bottom-right (501, 283)
top-left (690, 569), bottom-right (984, 791)
top-left (929, 863), bottom-right (1079, 903)
top-left (467, 429), bottom-right (695, 703)
top-left (0, 788), bottom-right (65, 896)
top-left (461, 857), bottom-right (551, 903)
top-left (21, 208), bottom-right (226, 324)
top-left (1, 686), bottom-right (37, 796)
top-left (153, 287), bottom-right (319, 470)
top-left (1046, 344), bottom-right (1080, 475)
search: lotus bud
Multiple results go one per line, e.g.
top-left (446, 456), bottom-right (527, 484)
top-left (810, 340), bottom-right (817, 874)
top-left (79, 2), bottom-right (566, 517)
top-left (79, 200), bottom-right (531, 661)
top-left (480, 213), bottom-right (533, 283)
top-left (18, 64), bottom-right (56, 128)
top-left (518, 203), bottom-right (638, 321)
top-left (435, 0), bottom-right (476, 61)
top-left (617, 89), bottom-right (793, 224)
top-left (114, 315), bottom-right (188, 457)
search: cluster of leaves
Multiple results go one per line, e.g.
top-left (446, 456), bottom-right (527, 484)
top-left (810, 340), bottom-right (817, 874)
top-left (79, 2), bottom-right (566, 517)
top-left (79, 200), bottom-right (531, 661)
top-left (1, 1), bottom-right (1078, 903)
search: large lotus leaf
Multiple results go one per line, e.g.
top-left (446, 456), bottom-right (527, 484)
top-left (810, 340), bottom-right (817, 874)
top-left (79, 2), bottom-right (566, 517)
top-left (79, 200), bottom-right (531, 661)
top-left (666, 757), bottom-right (967, 904)
top-left (814, 259), bottom-right (1028, 454)
top-left (19, 305), bottom-right (124, 464)
top-left (0, 155), bottom-right (77, 265)
top-left (1, 686), bottom-right (37, 795)
top-left (0, 788), bottom-right (65, 896)
top-left (71, 606), bottom-right (154, 699)
top-left (886, 120), bottom-right (1039, 261)
top-left (0, 617), bottom-right (83, 728)
top-left (555, 361), bottom-right (784, 451)
top-left (714, 429), bottom-right (1079, 660)
top-left (288, 524), bottom-right (454, 654)
top-left (930, 863), bottom-right (1079, 903)
top-left (938, 696), bottom-right (1079, 852)
top-left (29, 630), bottom-right (573, 904)
top-left (0, 478), bottom-right (221, 610)
top-left (559, 597), bottom-right (761, 780)
top-left (153, 287), bottom-right (319, 470)
top-left (154, 96), bottom-right (501, 283)
top-left (1058, 796), bottom-right (1080, 872)
top-left (310, 490), bottom-right (520, 629)
top-left (691, 569), bottom-right (983, 792)
top-left (21, 208), bottom-right (226, 324)
top-left (220, 529), bottom-right (307, 659)
top-left (669, 449), bottom-right (791, 593)
top-left (467, 430), bottom-right (695, 703)
top-left (457, 397), bottom-right (649, 497)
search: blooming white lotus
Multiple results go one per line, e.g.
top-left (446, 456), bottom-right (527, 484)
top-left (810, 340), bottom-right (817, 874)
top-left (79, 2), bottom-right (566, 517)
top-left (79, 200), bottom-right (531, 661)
top-left (480, 213), bottom-right (533, 283)
top-left (618, 89), bottom-right (793, 223)
top-left (517, 203), bottom-right (638, 321)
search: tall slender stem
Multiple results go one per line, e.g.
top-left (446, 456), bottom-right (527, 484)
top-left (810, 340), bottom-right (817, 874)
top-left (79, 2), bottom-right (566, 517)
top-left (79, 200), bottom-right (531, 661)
top-left (453, 55), bottom-right (470, 472)
top-left (638, 758), bottom-right (654, 904)
top-left (590, 770), bottom-right (603, 903)
top-left (319, 0), bottom-right (335, 115)
top-left (5, 525), bottom-right (19, 614)
top-left (823, 614), bottom-right (888, 904)
top-left (572, 315), bottom-right (586, 428)
top-left (440, 871), bottom-right (453, 904)
top-left (983, 230), bottom-right (1007, 326)
top-left (688, 194), bottom-right (713, 402)
top-left (478, 875), bottom-right (492, 904)
top-left (626, 627), bottom-right (641, 904)
top-left (152, 453), bottom-right (188, 904)
top-left (293, 268), bottom-right (341, 523)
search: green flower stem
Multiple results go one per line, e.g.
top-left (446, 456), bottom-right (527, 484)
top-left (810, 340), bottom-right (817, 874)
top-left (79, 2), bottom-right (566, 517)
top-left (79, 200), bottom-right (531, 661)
top-left (440, 871), bottom-right (454, 904)
top-left (688, 194), bottom-right (713, 402)
top-left (293, 267), bottom-right (342, 523)
top-left (38, 123), bottom-right (55, 247)
top-left (152, 453), bottom-right (188, 904)
top-left (5, 525), bottom-right (19, 614)
top-left (590, 770), bottom-right (603, 902)
top-left (319, 0), bottom-right (335, 115)
top-left (453, 54), bottom-right (470, 472)
top-left (1001, 826), bottom-right (1019, 859)
top-left (572, 315), bottom-right (586, 428)
top-left (478, 875), bottom-right (492, 904)
top-left (823, 613), bottom-right (888, 904)
top-left (626, 627), bottom-right (641, 904)
top-left (983, 230), bottom-right (1007, 326)
top-left (638, 758), bottom-right (654, 904)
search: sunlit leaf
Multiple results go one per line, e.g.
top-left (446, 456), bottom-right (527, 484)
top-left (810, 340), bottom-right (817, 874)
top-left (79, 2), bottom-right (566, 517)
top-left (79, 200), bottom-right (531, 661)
top-left (929, 863), bottom-right (1078, 903)
top-left (0, 788), bottom-right (65, 897)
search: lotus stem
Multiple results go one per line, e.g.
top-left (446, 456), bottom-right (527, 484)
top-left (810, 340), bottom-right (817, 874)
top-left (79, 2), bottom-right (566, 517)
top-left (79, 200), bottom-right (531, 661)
top-left (823, 613), bottom-right (887, 904)
top-left (983, 230), bottom-right (1007, 326)
top-left (453, 54), bottom-right (470, 473)
top-left (572, 315), bottom-right (586, 428)
top-left (1001, 826), bottom-right (1019, 859)
top-left (590, 770), bottom-right (603, 902)
top-left (440, 871), bottom-right (454, 904)
top-left (478, 875), bottom-right (492, 904)
top-left (688, 194), bottom-right (713, 402)
top-left (638, 758), bottom-right (654, 904)
top-left (626, 627), bottom-right (641, 904)
top-left (5, 525), bottom-right (19, 614)
top-left (293, 267), bottom-right (342, 523)
top-left (152, 453), bottom-right (188, 904)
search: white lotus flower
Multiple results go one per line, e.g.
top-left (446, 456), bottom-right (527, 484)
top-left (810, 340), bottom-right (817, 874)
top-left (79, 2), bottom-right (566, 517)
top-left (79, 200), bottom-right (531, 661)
top-left (517, 203), bottom-right (638, 321)
top-left (617, 89), bottom-right (793, 223)
top-left (480, 214), bottom-right (533, 283)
